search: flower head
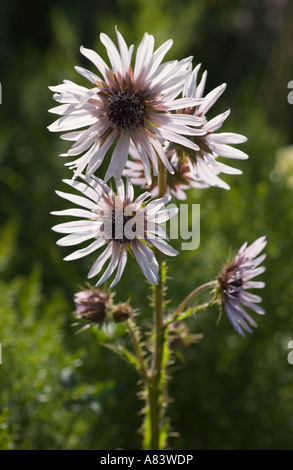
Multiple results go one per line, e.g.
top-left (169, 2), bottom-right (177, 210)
top-left (48, 27), bottom-right (205, 183)
top-left (217, 236), bottom-right (267, 336)
top-left (51, 176), bottom-right (178, 287)
top-left (166, 64), bottom-right (249, 190)
top-left (125, 145), bottom-right (207, 200)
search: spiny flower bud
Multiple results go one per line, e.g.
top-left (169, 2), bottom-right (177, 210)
top-left (112, 302), bottom-right (133, 323)
top-left (74, 287), bottom-right (111, 325)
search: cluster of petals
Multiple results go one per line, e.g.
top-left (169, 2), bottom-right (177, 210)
top-left (218, 236), bottom-right (267, 336)
top-left (51, 176), bottom-right (178, 287)
top-left (124, 63), bottom-right (249, 194)
top-left (49, 28), bottom-right (256, 293)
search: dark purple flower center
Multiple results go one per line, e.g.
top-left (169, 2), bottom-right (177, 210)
top-left (107, 89), bottom-right (146, 131)
top-left (100, 208), bottom-right (144, 243)
top-left (219, 263), bottom-right (243, 298)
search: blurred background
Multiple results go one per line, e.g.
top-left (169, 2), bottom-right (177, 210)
top-left (1, 0), bottom-right (293, 450)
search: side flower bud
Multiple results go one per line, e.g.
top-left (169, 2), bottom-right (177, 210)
top-left (74, 287), bottom-right (111, 326)
top-left (112, 301), bottom-right (133, 323)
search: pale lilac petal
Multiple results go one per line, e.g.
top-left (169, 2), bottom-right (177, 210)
top-left (157, 127), bottom-right (201, 153)
top-left (132, 241), bottom-right (158, 285)
top-left (126, 177), bottom-right (134, 202)
top-left (240, 291), bottom-right (263, 304)
top-left (149, 237), bottom-right (178, 256)
top-left (208, 132), bottom-right (248, 144)
top-left (203, 110), bottom-right (230, 133)
top-left (244, 281), bottom-right (265, 289)
top-left (197, 83), bottom-right (226, 115)
top-left (243, 236), bottom-right (267, 259)
top-left (115, 178), bottom-right (125, 202)
top-left (134, 33), bottom-right (155, 82)
top-left (87, 243), bottom-right (113, 279)
top-left (74, 66), bottom-right (101, 84)
top-left (115, 26), bottom-right (133, 76)
top-left (57, 231), bottom-right (94, 247)
top-left (87, 130), bottom-right (117, 175)
top-left (48, 112), bottom-right (97, 132)
top-left (208, 143), bottom-right (248, 160)
top-left (104, 134), bottom-right (130, 181)
top-left (62, 178), bottom-right (100, 202)
top-left (80, 46), bottom-right (110, 80)
top-left (55, 190), bottom-right (96, 210)
top-left (243, 266), bottom-right (266, 281)
top-left (64, 238), bottom-right (106, 261)
top-left (95, 243), bottom-right (121, 286)
top-left (225, 302), bottom-right (248, 337)
top-left (167, 98), bottom-right (204, 110)
top-left (100, 32), bottom-right (123, 75)
top-left (110, 246), bottom-right (128, 287)
top-left (52, 220), bottom-right (99, 234)
top-left (130, 133), bottom-right (153, 185)
top-left (146, 39), bottom-right (173, 80)
top-left (50, 208), bottom-right (95, 219)
top-left (183, 63), bottom-right (201, 98)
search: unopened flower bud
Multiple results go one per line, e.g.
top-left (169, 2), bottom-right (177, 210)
top-left (74, 288), bottom-right (110, 325)
top-left (112, 302), bottom-right (133, 323)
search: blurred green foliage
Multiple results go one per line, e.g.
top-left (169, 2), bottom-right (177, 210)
top-left (1, 0), bottom-right (293, 450)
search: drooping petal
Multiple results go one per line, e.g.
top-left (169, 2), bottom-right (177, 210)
top-left (64, 238), bottom-right (107, 261)
top-left (87, 243), bottom-right (113, 279)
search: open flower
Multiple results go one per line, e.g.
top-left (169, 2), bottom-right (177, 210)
top-left (217, 236), bottom-right (267, 336)
top-left (165, 64), bottom-right (249, 190)
top-left (51, 176), bottom-right (178, 287)
top-left (48, 27), bottom-right (205, 183)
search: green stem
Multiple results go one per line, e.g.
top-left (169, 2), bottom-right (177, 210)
top-left (126, 320), bottom-right (148, 380)
top-left (148, 159), bottom-right (167, 450)
top-left (170, 280), bottom-right (217, 324)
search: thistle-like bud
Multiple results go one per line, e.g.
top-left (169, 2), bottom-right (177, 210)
top-left (112, 301), bottom-right (133, 323)
top-left (74, 287), bottom-right (111, 325)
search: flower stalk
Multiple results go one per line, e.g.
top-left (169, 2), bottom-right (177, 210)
top-left (126, 320), bottom-right (148, 380)
top-left (146, 159), bottom-right (168, 450)
top-left (169, 280), bottom-right (217, 324)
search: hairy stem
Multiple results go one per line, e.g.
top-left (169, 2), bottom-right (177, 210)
top-left (126, 320), bottom-right (148, 380)
top-left (170, 280), bottom-right (217, 323)
top-left (148, 159), bottom-right (167, 450)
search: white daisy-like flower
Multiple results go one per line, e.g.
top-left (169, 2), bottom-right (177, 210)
top-left (51, 176), bottom-right (178, 287)
top-left (48, 27), bottom-right (206, 184)
top-left (166, 64), bottom-right (249, 190)
top-left (217, 236), bottom-right (267, 336)
top-left (124, 147), bottom-right (207, 200)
